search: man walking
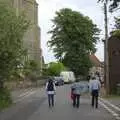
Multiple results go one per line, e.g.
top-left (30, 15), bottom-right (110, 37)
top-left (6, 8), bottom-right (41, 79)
top-left (46, 78), bottom-right (56, 107)
top-left (89, 76), bottom-right (101, 108)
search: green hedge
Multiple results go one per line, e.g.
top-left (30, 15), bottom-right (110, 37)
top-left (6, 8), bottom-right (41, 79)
top-left (0, 88), bottom-right (12, 110)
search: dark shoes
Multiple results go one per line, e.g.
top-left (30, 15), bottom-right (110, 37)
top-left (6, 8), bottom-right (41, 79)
top-left (92, 104), bottom-right (98, 109)
top-left (73, 104), bottom-right (79, 108)
top-left (49, 104), bottom-right (54, 108)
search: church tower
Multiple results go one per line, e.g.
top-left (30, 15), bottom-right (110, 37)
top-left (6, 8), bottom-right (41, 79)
top-left (11, 0), bottom-right (42, 69)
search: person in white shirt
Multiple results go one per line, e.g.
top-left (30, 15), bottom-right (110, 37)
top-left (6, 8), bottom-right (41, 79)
top-left (89, 76), bottom-right (101, 108)
top-left (46, 78), bottom-right (56, 107)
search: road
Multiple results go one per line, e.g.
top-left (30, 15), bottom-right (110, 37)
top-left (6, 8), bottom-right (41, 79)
top-left (0, 85), bottom-right (119, 120)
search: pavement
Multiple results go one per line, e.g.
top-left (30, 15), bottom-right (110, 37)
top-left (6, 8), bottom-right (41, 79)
top-left (0, 85), bottom-right (119, 120)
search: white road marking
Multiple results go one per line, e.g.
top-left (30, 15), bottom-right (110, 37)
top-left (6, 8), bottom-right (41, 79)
top-left (19, 91), bottom-right (30, 97)
top-left (14, 91), bottom-right (36, 103)
top-left (18, 89), bottom-right (33, 98)
top-left (99, 101), bottom-right (120, 120)
top-left (100, 98), bottom-right (120, 112)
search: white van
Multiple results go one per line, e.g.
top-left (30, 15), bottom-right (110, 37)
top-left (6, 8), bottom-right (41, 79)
top-left (60, 71), bottom-right (75, 83)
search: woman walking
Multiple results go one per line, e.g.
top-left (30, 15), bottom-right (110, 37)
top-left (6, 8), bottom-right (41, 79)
top-left (71, 82), bottom-right (82, 108)
top-left (46, 78), bottom-right (56, 107)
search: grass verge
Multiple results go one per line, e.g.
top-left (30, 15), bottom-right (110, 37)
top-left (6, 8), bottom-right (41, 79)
top-left (0, 88), bottom-right (12, 111)
top-left (103, 94), bottom-right (120, 100)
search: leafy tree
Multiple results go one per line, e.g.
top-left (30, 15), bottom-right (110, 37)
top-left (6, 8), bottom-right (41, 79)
top-left (44, 62), bottom-right (66, 76)
top-left (23, 60), bottom-right (41, 82)
top-left (114, 17), bottom-right (120, 29)
top-left (110, 17), bottom-right (120, 36)
top-left (0, 1), bottom-right (29, 88)
top-left (98, 0), bottom-right (120, 12)
top-left (0, 0), bottom-right (29, 109)
top-left (48, 8), bottom-right (100, 76)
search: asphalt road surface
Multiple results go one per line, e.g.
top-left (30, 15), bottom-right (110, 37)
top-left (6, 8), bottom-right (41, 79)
top-left (0, 85), bottom-right (118, 120)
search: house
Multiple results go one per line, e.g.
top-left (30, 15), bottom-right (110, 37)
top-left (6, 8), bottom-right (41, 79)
top-left (108, 35), bottom-right (120, 93)
top-left (89, 54), bottom-right (104, 81)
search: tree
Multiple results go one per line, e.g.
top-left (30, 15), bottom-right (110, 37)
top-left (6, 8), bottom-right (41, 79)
top-left (0, 0), bottom-right (29, 109)
top-left (44, 62), bottom-right (66, 76)
top-left (98, 0), bottom-right (120, 12)
top-left (0, 1), bottom-right (29, 88)
top-left (48, 8), bottom-right (100, 76)
top-left (110, 17), bottom-right (120, 36)
top-left (23, 60), bottom-right (41, 82)
top-left (114, 17), bottom-right (120, 29)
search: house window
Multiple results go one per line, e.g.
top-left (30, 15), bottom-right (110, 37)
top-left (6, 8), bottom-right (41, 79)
top-left (112, 50), bottom-right (120, 56)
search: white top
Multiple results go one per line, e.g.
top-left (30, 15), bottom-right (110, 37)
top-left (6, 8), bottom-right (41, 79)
top-left (45, 82), bottom-right (56, 95)
top-left (89, 79), bottom-right (101, 92)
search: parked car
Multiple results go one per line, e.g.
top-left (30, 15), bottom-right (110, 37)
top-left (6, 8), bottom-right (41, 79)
top-left (54, 77), bottom-right (64, 86)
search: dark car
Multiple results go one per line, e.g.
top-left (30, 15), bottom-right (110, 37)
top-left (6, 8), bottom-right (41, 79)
top-left (54, 77), bottom-right (64, 86)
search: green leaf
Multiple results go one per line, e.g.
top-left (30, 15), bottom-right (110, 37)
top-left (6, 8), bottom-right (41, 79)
top-left (48, 8), bottom-right (100, 76)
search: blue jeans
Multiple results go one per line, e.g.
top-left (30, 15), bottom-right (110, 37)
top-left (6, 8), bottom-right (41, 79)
top-left (48, 94), bottom-right (54, 107)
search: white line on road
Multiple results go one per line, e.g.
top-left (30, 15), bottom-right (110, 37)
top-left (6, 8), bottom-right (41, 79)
top-left (18, 88), bottom-right (34, 98)
top-left (99, 101), bottom-right (120, 120)
top-left (14, 91), bottom-right (36, 103)
top-left (100, 98), bottom-right (120, 112)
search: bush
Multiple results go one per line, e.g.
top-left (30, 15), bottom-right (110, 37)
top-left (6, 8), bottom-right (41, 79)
top-left (0, 88), bottom-right (12, 110)
top-left (43, 62), bottom-right (67, 76)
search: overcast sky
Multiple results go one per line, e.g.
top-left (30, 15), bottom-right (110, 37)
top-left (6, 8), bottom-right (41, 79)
top-left (36, 0), bottom-right (118, 63)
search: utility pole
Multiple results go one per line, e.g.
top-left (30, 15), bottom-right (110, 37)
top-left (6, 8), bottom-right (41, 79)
top-left (104, 0), bottom-right (110, 94)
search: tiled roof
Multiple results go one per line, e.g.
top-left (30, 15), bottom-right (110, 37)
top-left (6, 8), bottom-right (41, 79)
top-left (89, 54), bottom-right (102, 67)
